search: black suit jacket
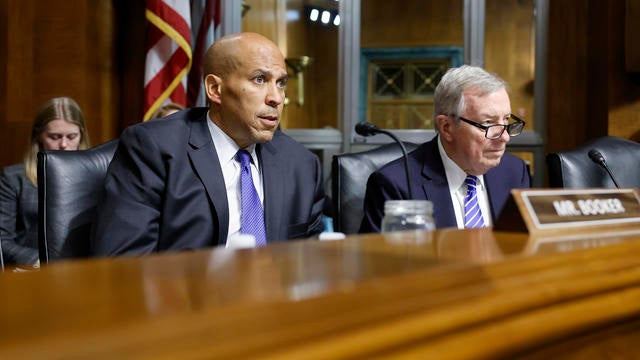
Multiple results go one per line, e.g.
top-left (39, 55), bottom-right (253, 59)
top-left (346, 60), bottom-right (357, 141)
top-left (360, 136), bottom-right (531, 232)
top-left (91, 108), bottom-right (325, 255)
top-left (0, 164), bottom-right (39, 264)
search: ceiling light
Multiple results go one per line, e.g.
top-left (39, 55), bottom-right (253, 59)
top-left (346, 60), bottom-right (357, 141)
top-left (333, 14), bottom-right (340, 26)
top-left (309, 8), bottom-right (319, 22)
top-left (321, 10), bottom-right (330, 24)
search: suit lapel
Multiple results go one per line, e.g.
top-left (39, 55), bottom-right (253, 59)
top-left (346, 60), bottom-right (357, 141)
top-left (418, 138), bottom-right (457, 228)
top-left (187, 115), bottom-right (229, 245)
top-left (484, 169), bottom-right (501, 221)
top-left (258, 139), bottom-right (284, 241)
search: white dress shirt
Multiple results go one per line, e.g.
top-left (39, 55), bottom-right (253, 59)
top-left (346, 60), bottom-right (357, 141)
top-left (437, 136), bottom-right (492, 229)
top-left (207, 115), bottom-right (264, 243)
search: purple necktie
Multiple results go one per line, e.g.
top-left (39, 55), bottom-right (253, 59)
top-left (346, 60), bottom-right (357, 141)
top-left (236, 150), bottom-right (267, 246)
top-left (464, 175), bottom-right (485, 228)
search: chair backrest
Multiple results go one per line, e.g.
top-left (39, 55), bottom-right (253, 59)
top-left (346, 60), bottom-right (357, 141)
top-left (332, 142), bottom-right (419, 234)
top-left (546, 136), bottom-right (640, 188)
top-left (37, 140), bottom-right (118, 263)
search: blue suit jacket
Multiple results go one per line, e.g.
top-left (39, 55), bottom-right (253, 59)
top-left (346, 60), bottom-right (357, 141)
top-left (91, 108), bottom-right (325, 255)
top-left (359, 136), bottom-right (531, 232)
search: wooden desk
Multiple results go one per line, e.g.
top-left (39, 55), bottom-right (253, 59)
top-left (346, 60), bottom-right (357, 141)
top-left (2, 228), bottom-right (640, 358)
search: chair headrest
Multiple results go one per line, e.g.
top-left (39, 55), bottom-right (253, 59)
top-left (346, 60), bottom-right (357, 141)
top-left (37, 139), bottom-right (119, 263)
top-left (547, 136), bottom-right (640, 188)
top-left (332, 142), bottom-right (419, 234)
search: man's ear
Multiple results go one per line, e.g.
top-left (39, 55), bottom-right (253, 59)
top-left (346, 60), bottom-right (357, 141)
top-left (436, 114), bottom-right (454, 141)
top-left (204, 74), bottom-right (222, 104)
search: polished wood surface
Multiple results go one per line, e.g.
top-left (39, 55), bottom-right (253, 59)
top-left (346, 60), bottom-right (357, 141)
top-left (2, 228), bottom-right (640, 358)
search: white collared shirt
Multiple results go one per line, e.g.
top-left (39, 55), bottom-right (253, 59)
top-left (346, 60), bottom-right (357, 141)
top-left (206, 114), bottom-right (264, 243)
top-left (437, 136), bottom-right (492, 229)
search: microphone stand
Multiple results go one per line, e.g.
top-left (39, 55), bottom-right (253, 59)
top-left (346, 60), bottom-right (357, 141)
top-left (600, 163), bottom-right (620, 189)
top-left (355, 122), bottom-right (413, 199)
top-left (588, 149), bottom-right (620, 189)
top-left (375, 129), bottom-right (414, 199)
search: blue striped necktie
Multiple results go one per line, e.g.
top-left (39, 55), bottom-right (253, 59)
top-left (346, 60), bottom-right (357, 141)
top-left (236, 150), bottom-right (267, 246)
top-left (464, 175), bottom-right (485, 228)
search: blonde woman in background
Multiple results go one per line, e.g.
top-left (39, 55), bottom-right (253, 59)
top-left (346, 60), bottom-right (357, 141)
top-left (0, 96), bottom-right (90, 265)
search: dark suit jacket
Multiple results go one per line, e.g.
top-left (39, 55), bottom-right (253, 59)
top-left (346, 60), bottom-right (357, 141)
top-left (359, 136), bottom-right (531, 232)
top-left (91, 108), bottom-right (325, 255)
top-left (0, 164), bottom-right (39, 265)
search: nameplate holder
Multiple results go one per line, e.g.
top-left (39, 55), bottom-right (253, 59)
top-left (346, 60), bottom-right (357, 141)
top-left (494, 188), bottom-right (640, 235)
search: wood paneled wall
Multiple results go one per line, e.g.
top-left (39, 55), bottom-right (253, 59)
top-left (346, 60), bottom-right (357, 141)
top-left (1, 0), bottom-right (638, 168)
top-left (485, 0), bottom-right (535, 122)
top-left (242, 0), bottom-right (286, 51)
top-left (0, 0), bottom-right (118, 168)
top-left (546, 0), bottom-right (640, 153)
top-left (625, 0), bottom-right (640, 73)
top-left (608, 0), bottom-right (640, 141)
top-left (112, 0), bottom-right (146, 132)
top-left (361, 0), bottom-right (463, 47)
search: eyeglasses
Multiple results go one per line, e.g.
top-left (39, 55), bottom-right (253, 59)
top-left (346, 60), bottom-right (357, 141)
top-left (455, 114), bottom-right (526, 139)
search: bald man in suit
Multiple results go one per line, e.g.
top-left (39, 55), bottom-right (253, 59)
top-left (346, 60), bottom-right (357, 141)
top-left (92, 32), bottom-right (325, 255)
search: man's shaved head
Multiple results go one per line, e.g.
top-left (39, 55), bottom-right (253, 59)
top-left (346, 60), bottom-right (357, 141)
top-left (203, 32), bottom-right (282, 79)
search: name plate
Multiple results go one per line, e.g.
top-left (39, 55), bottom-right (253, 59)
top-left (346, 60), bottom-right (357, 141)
top-left (496, 188), bottom-right (640, 235)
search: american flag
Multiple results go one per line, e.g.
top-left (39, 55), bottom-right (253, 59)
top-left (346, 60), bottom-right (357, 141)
top-left (143, 0), bottom-right (219, 121)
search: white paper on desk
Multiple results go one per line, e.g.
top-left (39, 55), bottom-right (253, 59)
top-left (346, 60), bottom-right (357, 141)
top-left (226, 234), bottom-right (256, 249)
top-left (318, 232), bottom-right (346, 241)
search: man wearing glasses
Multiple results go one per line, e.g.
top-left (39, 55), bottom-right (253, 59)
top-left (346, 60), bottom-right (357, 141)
top-left (360, 65), bottom-right (530, 232)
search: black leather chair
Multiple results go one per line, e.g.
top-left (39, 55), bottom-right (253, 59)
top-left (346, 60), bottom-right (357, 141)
top-left (37, 140), bottom-right (118, 263)
top-left (332, 142), bottom-right (419, 234)
top-left (546, 136), bottom-right (640, 188)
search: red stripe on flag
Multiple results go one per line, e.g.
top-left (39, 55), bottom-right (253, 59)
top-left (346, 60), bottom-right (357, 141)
top-left (172, 81), bottom-right (187, 102)
top-left (144, 0), bottom-right (192, 121)
top-left (144, 48), bottom-right (190, 111)
top-left (146, 1), bottom-right (191, 41)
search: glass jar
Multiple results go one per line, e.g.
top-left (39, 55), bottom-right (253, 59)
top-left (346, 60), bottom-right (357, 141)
top-left (381, 200), bottom-right (435, 232)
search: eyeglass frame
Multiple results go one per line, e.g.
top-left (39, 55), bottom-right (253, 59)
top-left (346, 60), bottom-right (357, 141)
top-left (453, 113), bottom-right (526, 139)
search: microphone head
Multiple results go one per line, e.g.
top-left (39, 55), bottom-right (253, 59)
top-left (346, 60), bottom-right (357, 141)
top-left (588, 149), bottom-right (606, 165)
top-left (355, 122), bottom-right (380, 137)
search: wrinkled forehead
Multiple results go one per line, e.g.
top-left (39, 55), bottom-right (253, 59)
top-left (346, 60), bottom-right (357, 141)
top-left (462, 88), bottom-right (511, 115)
top-left (463, 84), bottom-right (507, 98)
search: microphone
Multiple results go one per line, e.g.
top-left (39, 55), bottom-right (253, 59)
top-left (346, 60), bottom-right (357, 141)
top-left (354, 122), bottom-right (380, 137)
top-left (355, 122), bottom-right (413, 199)
top-left (588, 149), bottom-right (620, 188)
